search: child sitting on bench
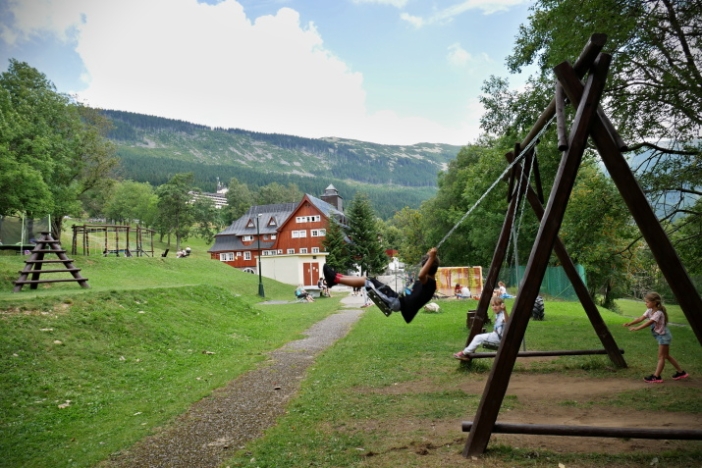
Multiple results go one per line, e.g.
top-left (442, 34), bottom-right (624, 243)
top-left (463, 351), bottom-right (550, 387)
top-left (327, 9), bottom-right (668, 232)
top-left (323, 248), bottom-right (439, 324)
top-left (454, 296), bottom-right (509, 361)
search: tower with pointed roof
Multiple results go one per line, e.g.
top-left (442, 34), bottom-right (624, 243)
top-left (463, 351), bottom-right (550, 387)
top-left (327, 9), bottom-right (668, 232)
top-left (320, 184), bottom-right (343, 212)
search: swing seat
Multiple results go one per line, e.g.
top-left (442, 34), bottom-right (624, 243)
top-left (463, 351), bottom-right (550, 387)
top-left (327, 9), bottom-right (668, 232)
top-left (367, 289), bottom-right (393, 317)
top-left (482, 341), bottom-right (501, 351)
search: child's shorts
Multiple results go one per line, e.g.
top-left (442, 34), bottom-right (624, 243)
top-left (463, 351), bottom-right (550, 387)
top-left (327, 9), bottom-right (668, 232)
top-left (652, 327), bottom-right (672, 345)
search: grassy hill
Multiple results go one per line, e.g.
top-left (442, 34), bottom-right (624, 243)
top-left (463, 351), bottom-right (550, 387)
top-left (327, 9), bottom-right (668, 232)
top-left (0, 253), bottom-right (343, 467)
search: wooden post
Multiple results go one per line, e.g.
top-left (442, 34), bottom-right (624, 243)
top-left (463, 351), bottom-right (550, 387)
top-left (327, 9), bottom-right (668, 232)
top-left (518, 33), bottom-right (607, 152)
top-left (506, 153), bottom-right (627, 368)
top-left (556, 64), bottom-right (702, 345)
top-left (555, 83), bottom-right (568, 151)
top-left (463, 422), bottom-right (702, 440)
top-left (465, 165), bottom-right (520, 348)
top-left (464, 55), bottom-right (611, 457)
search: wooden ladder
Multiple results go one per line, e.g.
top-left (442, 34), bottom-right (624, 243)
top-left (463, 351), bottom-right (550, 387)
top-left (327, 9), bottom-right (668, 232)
top-left (13, 232), bottom-right (89, 292)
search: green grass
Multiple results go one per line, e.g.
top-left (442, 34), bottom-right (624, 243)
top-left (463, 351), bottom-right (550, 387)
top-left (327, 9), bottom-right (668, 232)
top-left (225, 298), bottom-right (702, 468)
top-left (2, 248), bottom-right (701, 467)
top-left (0, 253), bottom-right (343, 468)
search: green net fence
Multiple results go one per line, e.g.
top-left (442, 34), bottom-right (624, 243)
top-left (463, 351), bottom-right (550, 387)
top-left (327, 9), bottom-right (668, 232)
top-left (500, 264), bottom-right (587, 301)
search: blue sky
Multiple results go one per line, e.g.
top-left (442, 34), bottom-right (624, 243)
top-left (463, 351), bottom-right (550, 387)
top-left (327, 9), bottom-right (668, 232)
top-left (0, 0), bottom-right (535, 145)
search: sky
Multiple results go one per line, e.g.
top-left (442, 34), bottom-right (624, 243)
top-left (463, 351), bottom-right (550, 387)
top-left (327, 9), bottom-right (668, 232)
top-left (0, 0), bottom-right (536, 146)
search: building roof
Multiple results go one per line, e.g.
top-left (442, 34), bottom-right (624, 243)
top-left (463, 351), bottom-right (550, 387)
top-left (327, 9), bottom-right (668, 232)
top-left (208, 235), bottom-right (276, 253)
top-left (208, 193), bottom-right (347, 253)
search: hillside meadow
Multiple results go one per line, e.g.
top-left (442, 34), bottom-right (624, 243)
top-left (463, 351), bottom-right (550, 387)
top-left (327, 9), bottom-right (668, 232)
top-left (1, 248), bottom-right (701, 467)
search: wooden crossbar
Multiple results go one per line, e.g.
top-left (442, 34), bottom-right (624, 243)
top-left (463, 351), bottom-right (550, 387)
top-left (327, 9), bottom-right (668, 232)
top-left (462, 422), bottom-right (702, 440)
top-left (467, 349), bottom-right (623, 359)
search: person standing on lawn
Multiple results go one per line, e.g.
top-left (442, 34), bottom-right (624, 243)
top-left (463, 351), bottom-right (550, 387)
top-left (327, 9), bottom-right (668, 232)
top-left (323, 247), bottom-right (439, 324)
top-left (623, 291), bottom-right (688, 383)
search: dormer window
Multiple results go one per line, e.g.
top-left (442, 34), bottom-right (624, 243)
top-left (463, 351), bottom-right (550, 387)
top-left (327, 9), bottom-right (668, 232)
top-left (246, 219), bottom-right (255, 228)
top-left (268, 217), bottom-right (277, 227)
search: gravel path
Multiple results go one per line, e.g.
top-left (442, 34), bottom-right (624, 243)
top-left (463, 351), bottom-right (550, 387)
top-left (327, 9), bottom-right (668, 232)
top-left (101, 294), bottom-right (366, 468)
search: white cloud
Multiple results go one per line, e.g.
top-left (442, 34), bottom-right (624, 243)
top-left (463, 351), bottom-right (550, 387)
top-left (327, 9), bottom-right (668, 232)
top-left (352, 0), bottom-right (408, 8)
top-left (399, 13), bottom-right (424, 28)
top-left (447, 43), bottom-right (471, 67)
top-left (400, 0), bottom-right (528, 28)
top-left (1, 0), bottom-right (480, 145)
top-left (0, 0), bottom-right (87, 44)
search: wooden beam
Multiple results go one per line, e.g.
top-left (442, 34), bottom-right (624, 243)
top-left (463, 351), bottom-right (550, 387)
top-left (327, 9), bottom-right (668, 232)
top-left (518, 33), bottom-right (607, 152)
top-left (467, 348), bottom-right (624, 359)
top-left (462, 422), bottom-right (702, 440)
top-left (505, 153), bottom-right (627, 368)
top-left (465, 184), bottom-right (518, 347)
top-left (555, 83), bottom-right (568, 151)
top-left (464, 54), bottom-right (611, 457)
top-left (556, 64), bottom-right (702, 346)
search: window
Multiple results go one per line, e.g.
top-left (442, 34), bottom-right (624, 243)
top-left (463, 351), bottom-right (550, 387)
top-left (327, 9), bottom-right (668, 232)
top-left (219, 253), bottom-right (234, 261)
top-left (244, 251), bottom-right (251, 260)
top-left (292, 230), bottom-right (307, 238)
top-left (271, 234), bottom-right (276, 240)
top-left (242, 235), bottom-right (253, 241)
top-left (236, 252), bottom-right (242, 257)
top-left (287, 248), bottom-right (295, 254)
top-left (300, 248), bottom-right (308, 254)
top-left (262, 250), bottom-right (270, 256)
top-left (277, 249), bottom-right (283, 254)
top-left (295, 215), bottom-right (320, 223)
top-left (311, 229), bottom-right (326, 237)
top-left (311, 247), bottom-right (319, 253)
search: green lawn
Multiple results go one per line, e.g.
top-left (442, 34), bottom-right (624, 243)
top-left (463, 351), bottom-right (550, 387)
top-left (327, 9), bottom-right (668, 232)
top-left (1, 250), bottom-right (700, 467)
top-left (0, 253), bottom-right (342, 468)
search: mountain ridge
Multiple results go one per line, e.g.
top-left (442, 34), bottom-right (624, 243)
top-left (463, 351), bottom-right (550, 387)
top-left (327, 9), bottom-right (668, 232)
top-left (101, 109), bottom-right (464, 218)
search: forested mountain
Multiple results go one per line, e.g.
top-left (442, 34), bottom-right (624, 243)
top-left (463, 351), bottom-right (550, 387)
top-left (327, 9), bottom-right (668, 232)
top-left (102, 109), bottom-right (463, 218)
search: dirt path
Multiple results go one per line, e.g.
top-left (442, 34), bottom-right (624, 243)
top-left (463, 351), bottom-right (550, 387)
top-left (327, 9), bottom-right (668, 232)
top-left (368, 370), bottom-right (702, 458)
top-left (100, 295), bottom-right (366, 468)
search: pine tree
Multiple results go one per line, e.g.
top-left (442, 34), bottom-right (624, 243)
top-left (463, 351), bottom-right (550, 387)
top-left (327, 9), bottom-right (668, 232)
top-left (322, 217), bottom-right (353, 272)
top-left (347, 193), bottom-right (387, 276)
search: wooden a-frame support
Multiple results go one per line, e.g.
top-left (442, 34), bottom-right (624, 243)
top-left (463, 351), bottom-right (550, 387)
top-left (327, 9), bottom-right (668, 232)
top-left (463, 34), bottom-right (702, 456)
top-left (13, 231), bottom-right (89, 292)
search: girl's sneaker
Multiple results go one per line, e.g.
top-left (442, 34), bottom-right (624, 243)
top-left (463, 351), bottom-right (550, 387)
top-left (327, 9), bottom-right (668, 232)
top-left (672, 371), bottom-right (689, 380)
top-left (453, 352), bottom-right (471, 361)
top-left (643, 374), bottom-right (663, 384)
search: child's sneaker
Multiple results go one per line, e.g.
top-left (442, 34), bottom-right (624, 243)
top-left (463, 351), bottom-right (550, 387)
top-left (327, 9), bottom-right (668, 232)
top-left (322, 264), bottom-right (338, 287)
top-left (377, 283), bottom-right (398, 299)
top-left (672, 370), bottom-right (689, 380)
top-left (643, 374), bottom-right (663, 384)
top-left (453, 352), bottom-right (471, 362)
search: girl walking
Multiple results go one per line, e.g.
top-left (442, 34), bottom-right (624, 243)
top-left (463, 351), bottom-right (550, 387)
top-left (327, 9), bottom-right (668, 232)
top-left (623, 292), bottom-right (688, 383)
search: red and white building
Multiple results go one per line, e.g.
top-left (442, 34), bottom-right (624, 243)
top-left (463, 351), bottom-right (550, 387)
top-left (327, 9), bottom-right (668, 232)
top-left (208, 185), bottom-right (346, 286)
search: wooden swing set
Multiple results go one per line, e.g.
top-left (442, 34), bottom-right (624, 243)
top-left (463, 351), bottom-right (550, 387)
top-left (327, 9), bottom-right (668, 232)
top-left (460, 33), bottom-right (702, 456)
top-left (70, 223), bottom-right (155, 257)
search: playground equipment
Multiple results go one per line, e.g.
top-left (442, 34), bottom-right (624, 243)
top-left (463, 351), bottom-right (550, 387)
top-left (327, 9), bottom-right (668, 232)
top-left (461, 33), bottom-right (702, 456)
top-left (13, 232), bottom-right (89, 292)
top-left (71, 223), bottom-right (155, 257)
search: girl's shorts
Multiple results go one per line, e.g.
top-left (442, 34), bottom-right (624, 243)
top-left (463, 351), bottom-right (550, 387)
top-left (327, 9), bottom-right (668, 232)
top-left (652, 327), bottom-right (672, 345)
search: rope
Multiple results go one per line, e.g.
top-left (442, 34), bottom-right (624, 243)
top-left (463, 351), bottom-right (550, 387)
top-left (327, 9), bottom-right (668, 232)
top-left (435, 115), bottom-right (556, 251)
